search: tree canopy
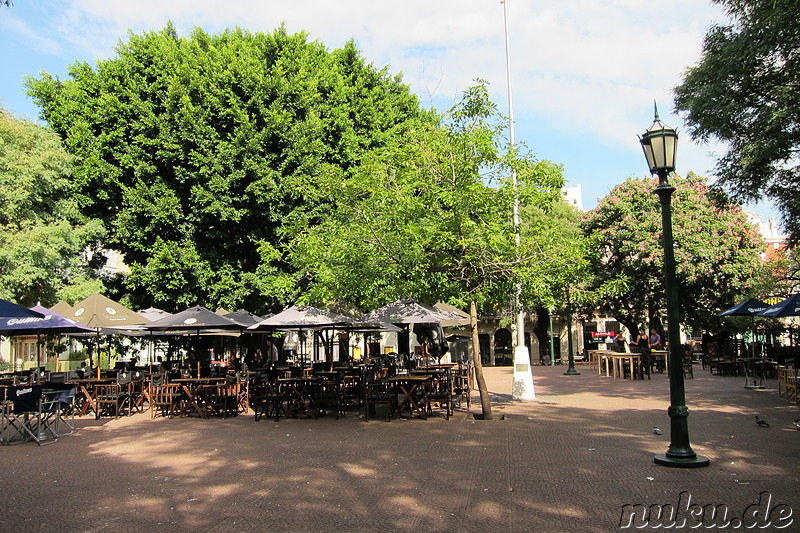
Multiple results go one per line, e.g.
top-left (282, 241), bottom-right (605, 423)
top-left (0, 108), bottom-right (105, 306)
top-left (674, 0), bottom-right (800, 245)
top-left (286, 83), bottom-right (566, 314)
top-left (25, 24), bottom-right (428, 313)
top-left (582, 174), bottom-right (768, 334)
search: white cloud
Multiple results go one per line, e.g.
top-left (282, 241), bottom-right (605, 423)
top-left (8, 0), bottom-right (734, 197)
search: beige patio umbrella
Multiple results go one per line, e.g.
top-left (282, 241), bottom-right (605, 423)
top-left (69, 293), bottom-right (148, 372)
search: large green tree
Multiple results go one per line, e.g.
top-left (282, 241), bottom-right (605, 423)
top-left (288, 84), bottom-right (566, 417)
top-left (26, 25), bottom-right (427, 313)
top-left (674, 0), bottom-right (800, 245)
top-left (582, 174), bottom-right (767, 336)
top-left (288, 84), bottom-right (565, 312)
top-left (0, 108), bottom-right (105, 306)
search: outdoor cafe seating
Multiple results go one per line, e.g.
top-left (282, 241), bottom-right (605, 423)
top-left (0, 355), bottom-right (472, 439)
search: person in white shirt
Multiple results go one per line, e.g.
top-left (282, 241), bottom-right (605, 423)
top-left (266, 339), bottom-right (279, 366)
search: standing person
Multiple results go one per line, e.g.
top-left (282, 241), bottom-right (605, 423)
top-left (266, 338), bottom-right (279, 367)
top-left (634, 328), bottom-right (649, 352)
top-left (634, 327), bottom-right (652, 377)
top-left (649, 328), bottom-right (663, 350)
top-left (613, 330), bottom-right (627, 352)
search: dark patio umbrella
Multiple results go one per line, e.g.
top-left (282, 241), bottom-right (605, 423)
top-left (144, 305), bottom-right (246, 331)
top-left (718, 298), bottom-right (771, 355)
top-left (358, 299), bottom-right (462, 361)
top-left (758, 295), bottom-right (800, 318)
top-left (144, 306), bottom-right (248, 375)
top-left (0, 298), bottom-right (45, 319)
top-left (138, 307), bottom-right (173, 322)
top-left (223, 310), bottom-right (266, 327)
top-left (717, 298), bottom-right (769, 316)
top-left (0, 305), bottom-right (95, 368)
top-left (0, 305), bottom-right (95, 336)
top-left (248, 306), bottom-right (352, 363)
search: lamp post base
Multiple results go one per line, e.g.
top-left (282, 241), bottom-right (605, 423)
top-left (563, 369), bottom-right (580, 375)
top-left (653, 453), bottom-right (710, 468)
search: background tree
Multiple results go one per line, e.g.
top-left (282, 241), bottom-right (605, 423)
top-left (674, 0), bottom-right (800, 245)
top-left (0, 107), bottom-right (105, 306)
top-left (288, 84), bottom-right (566, 417)
top-left (520, 198), bottom-right (626, 361)
top-left (26, 25), bottom-right (427, 313)
top-left (582, 173), bottom-right (768, 336)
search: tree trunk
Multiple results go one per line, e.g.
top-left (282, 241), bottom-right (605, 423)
top-left (470, 300), bottom-right (493, 420)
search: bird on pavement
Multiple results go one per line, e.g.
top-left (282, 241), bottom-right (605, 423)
top-left (793, 418), bottom-right (800, 430)
top-left (652, 427), bottom-right (663, 435)
top-left (755, 415), bottom-right (769, 428)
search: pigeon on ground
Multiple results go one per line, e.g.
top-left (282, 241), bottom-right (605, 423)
top-left (652, 427), bottom-right (663, 435)
top-left (755, 415), bottom-right (769, 428)
top-left (793, 418), bottom-right (800, 430)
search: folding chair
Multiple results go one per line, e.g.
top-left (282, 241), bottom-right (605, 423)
top-left (1, 385), bottom-right (58, 446)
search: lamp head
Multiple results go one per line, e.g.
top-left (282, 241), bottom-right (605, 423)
top-left (639, 102), bottom-right (678, 183)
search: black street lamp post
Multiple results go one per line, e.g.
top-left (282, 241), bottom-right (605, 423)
top-left (564, 290), bottom-right (580, 376)
top-left (639, 104), bottom-right (709, 468)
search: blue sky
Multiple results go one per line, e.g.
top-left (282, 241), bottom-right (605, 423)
top-left (0, 0), bottom-right (776, 218)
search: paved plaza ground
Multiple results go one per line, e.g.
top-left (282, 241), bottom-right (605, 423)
top-left (1, 362), bottom-right (798, 532)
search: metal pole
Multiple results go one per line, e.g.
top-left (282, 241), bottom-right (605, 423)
top-left (564, 291), bottom-right (580, 375)
top-left (503, 0), bottom-right (524, 347)
top-left (504, 0), bottom-right (534, 399)
top-left (653, 174), bottom-right (709, 468)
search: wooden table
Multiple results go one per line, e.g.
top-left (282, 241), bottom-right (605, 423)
top-left (386, 375), bottom-right (431, 419)
top-left (278, 377), bottom-right (319, 418)
top-left (600, 353), bottom-right (641, 380)
top-left (173, 378), bottom-right (225, 418)
top-left (588, 350), bottom-right (617, 375)
top-left (650, 350), bottom-right (669, 374)
top-left (68, 379), bottom-right (115, 416)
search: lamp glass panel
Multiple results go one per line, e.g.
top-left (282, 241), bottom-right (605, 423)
top-left (641, 139), bottom-right (656, 172)
top-left (664, 135), bottom-right (677, 169)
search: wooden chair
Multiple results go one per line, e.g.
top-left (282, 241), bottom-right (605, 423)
top-left (252, 370), bottom-right (288, 422)
top-left (235, 372), bottom-right (250, 414)
top-left (777, 365), bottom-right (798, 403)
top-left (198, 382), bottom-right (238, 418)
top-left (682, 345), bottom-right (694, 379)
top-left (362, 368), bottom-right (396, 421)
top-left (315, 373), bottom-right (345, 419)
top-left (453, 361), bottom-right (472, 409)
top-left (425, 369), bottom-right (453, 420)
top-left (149, 378), bottom-right (181, 419)
top-left (94, 384), bottom-right (128, 419)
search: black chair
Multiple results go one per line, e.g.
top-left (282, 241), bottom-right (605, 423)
top-left (425, 369), bottom-right (453, 420)
top-left (362, 367), bottom-right (396, 421)
top-left (315, 371), bottom-right (345, 419)
top-left (252, 370), bottom-right (288, 422)
top-left (1, 385), bottom-right (58, 445)
top-left (632, 348), bottom-right (651, 380)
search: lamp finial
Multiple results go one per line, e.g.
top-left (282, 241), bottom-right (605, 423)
top-left (654, 100), bottom-right (660, 121)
